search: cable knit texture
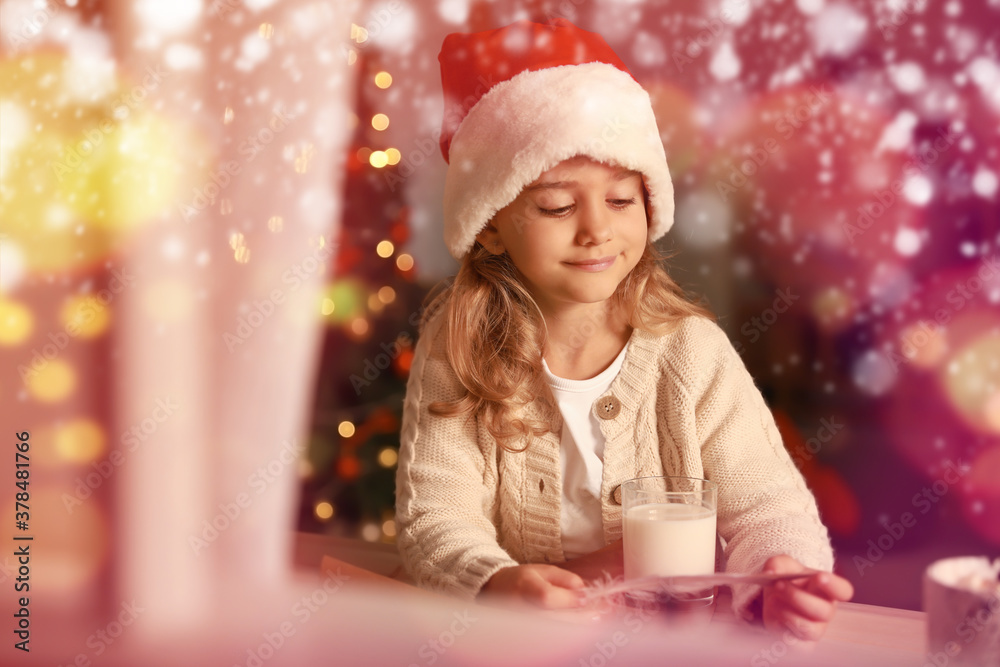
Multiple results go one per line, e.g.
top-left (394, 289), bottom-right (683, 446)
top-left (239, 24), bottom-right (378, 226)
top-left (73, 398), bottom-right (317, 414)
top-left (395, 307), bottom-right (834, 621)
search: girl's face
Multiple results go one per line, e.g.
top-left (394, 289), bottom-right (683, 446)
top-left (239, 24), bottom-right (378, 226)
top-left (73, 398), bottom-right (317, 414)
top-left (476, 156), bottom-right (649, 315)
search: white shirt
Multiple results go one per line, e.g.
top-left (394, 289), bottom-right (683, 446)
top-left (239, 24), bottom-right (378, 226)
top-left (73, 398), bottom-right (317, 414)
top-left (542, 342), bottom-right (629, 559)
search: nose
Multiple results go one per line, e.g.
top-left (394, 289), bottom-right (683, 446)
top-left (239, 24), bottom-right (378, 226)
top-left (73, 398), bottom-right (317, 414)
top-left (575, 201), bottom-right (613, 246)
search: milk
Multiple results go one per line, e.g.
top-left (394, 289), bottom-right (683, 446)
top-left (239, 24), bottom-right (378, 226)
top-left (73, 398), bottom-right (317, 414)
top-left (623, 502), bottom-right (716, 580)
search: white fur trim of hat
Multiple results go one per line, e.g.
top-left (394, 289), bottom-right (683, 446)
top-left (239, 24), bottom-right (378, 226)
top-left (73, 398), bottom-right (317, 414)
top-left (442, 62), bottom-right (674, 260)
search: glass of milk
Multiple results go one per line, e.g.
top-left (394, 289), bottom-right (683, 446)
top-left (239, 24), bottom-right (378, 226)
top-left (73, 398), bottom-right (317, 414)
top-left (622, 476), bottom-right (718, 607)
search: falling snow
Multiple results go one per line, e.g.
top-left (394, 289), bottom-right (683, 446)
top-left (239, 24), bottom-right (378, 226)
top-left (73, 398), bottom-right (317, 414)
top-left (972, 168), bottom-right (999, 199)
top-left (809, 4), bottom-right (868, 57)
top-left (709, 42), bottom-right (741, 81)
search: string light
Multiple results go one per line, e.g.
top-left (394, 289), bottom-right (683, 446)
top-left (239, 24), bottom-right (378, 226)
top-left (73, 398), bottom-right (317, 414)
top-left (385, 148), bottom-right (401, 165)
top-left (371, 113), bottom-right (389, 131)
top-left (377, 447), bottom-right (398, 468)
top-left (231, 231), bottom-right (250, 263)
top-left (259, 23), bottom-right (274, 39)
top-left (350, 318), bottom-right (370, 336)
top-left (338, 421), bottom-right (356, 438)
top-left (0, 298), bottom-right (34, 346)
top-left (356, 146), bottom-right (372, 162)
top-left (361, 522), bottom-right (380, 542)
top-left (61, 295), bottom-right (110, 339)
top-left (369, 150), bottom-right (388, 168)
top-left (55, 420), bottom-right (106, 463)
top-left (376, 240), bottom-right (394, 258)
top-left (267, 216), bottom-right (284, 232)
top-left (396, 253), bottom-right (414, 271)
top-left (382, 519), bottom-right (396, 537)
top-left (351, 24), bottom-right (368, 43)
top-left (321, 298), bottom-right (335, 316)
top-left (377, 286), bottom-right (396, 304)
top-left (347, 49), bottom-right (357, 66)
top-left (367, 294), bottom-right (385, 312)
top-left (26, 359), bottom-right (76, 403)
top-left (223, 106), bottom-right (235, 124)
top-left (315, 502), bottom-right (335, 521)
top-left (295, 144), bottom-right (316, 173)
top-left (374, 71), bottom-right (392, 88)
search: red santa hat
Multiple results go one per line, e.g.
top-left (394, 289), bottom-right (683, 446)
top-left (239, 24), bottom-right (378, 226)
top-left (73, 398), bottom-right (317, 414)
top-left (438, 18), bottom-right (674, 259)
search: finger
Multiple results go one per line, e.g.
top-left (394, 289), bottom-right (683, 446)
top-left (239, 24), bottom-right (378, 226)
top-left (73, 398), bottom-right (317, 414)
top-left (530, 581), bottom-right (585, 609)
top-left (772, 608), bottom-right (828, 643)
top-left (762, 554), bottom-right (803, 575)
top-left (775, 581), bottom-right (837, 623)
top-left (806, 572), bottom-right (854, 602)
top-left (540, 566), bottom-right (586, 590)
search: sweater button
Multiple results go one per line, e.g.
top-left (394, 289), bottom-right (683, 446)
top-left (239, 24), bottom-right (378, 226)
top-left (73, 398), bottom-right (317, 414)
top-left (611, 484), bottom-right (622, 505)
top-left (597, 395), bottom-right (621, 420)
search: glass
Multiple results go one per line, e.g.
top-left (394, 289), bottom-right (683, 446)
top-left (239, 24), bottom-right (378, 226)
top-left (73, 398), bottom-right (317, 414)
top-left (621, 475), bottom-right (718, 610)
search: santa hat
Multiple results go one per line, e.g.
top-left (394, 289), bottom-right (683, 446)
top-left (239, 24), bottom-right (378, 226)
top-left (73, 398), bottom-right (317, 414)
top-left (438, 18), bottom-right (674, 260)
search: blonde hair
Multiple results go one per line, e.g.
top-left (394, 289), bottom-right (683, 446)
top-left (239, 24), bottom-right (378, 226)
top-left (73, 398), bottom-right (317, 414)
top-left (424, 238), bottom-right (713, 453)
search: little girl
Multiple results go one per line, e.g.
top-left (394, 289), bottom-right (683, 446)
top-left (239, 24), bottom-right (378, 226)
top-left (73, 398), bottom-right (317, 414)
top-left (395, 18), bottom-right (852, 640)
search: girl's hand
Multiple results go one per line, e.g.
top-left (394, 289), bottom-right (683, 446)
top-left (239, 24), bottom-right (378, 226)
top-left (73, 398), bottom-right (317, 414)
top-left (479, 564), bottom-right (585, 609)
top-left (560, 538), bottom-right (624, 583)
top-left (760, 554), bottom-right (854, 642)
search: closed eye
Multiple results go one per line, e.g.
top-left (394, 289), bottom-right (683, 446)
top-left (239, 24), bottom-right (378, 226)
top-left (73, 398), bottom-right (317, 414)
top-left (608, 197), bottom-right (637, 210)
top-left (539, 205), bottom-right (573, 216)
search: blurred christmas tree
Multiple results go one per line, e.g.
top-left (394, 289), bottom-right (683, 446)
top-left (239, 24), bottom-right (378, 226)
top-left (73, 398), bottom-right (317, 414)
top-left (297, 32), bottom-right (422, 544)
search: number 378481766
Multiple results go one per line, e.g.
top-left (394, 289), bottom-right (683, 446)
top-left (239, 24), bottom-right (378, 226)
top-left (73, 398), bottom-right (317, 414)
top-left (15, 432), bottom-right (29, 531)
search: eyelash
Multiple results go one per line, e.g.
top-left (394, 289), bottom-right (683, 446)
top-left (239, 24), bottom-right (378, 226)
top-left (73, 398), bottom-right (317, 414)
top-left (539, 197), bottom-right (638, 217)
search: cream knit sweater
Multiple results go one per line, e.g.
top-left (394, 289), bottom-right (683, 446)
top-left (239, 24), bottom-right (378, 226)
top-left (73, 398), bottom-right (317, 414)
top-left (395, 305), bottom-right (834, 621)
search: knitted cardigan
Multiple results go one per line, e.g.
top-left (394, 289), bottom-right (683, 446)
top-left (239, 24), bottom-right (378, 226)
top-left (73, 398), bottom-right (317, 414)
top-left (395, 305), bottom-right (834, 621)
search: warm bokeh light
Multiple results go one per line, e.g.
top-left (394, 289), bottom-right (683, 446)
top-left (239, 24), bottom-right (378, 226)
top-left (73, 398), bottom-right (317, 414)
top-left (382, 519), bottom-right (396, 537)
top-left (367, 293), bottom-right (385, 313)
top-left (385, 147), bottom-right (401, 165)
top-left (376, 240), bottom-right (395, 258)
top-left (811, 287), bottom-right (854, 333)
top-left (338, 420), bottom-right (356, 438)
top-left (314, 501), bottom-right (335, 521)
top-left (267, 215), bottom-right (284, 232)
top-left (395, 254), bottom-right (414, 271)
top-left (371, 113), bottom-right (389, 131)
top-left (360, 522), bottom-right (380, 542)
top-left (321, 298), bottom-right (336, 316)
top-left (377, 286), bottom-right (396, 304)
top-left (377, 447), bottom-right (398, 468)
top-left (235, 245), bottom-right (251, 264)
top-left (899, 321), bottom-right (949, 369)
top-left (369, 150), bottom-right (388, 168)
top-left (351, 23), bottom-right (368, 43)
top-left (374, 71), bottom-right (392, 88)
top-left (941, 333), bottom-right (1000, 434)
top-left (1, 53), bottom-right (192, 272)
top-left (25, 358), bottom-right (77, 403)
top-left (985, 393), bottom-right (1000, 434)
top-left (259, 22), bottom-right (274, 39)
top-left (55, 419), bottom-right (107, 464)
top-left (0, 298), bottom-right (34, 346)
top-left (350, 317), bottom-right (370, 337)
top-left (229, 232), bottom-right (245, 250)
top-left (60, 294), bottom-right (111, 339)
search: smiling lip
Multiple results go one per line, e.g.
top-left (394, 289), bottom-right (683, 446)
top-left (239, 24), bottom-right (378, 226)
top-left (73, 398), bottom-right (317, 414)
top-left (565, 255), bottom-right (617, 271)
